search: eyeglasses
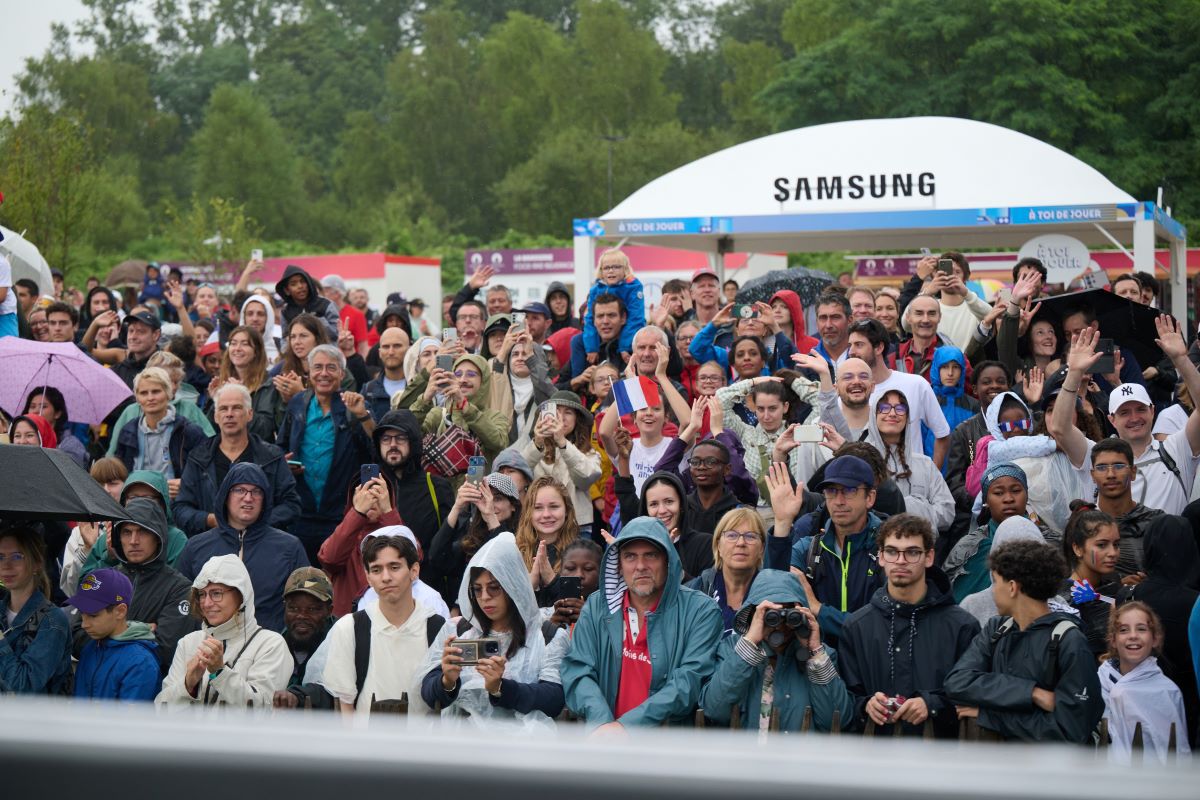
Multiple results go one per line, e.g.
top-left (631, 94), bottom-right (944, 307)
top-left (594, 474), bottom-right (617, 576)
top-left (0, 552), bottom-right (26, 564)
top-left (998, 418), bottom-right (1032, 433)
top-left (881, 547), bottom-right (926, 563)
top-left (230, 486), bottom-right (264, 498)
top-left (600, 264), bottom-right (624, 273)
top-left (688, 456), bottom-right (727, 468)
top-left (722, 531), bottom-right (760, 544)
top-left (697, 374), bottom-right (724, 383)
top-left (454, 370), bottom-right (480, 379)
top-left (822, 486), bottom-right (864, 500)
top-left (196, 589), bottom-right (228, 603)
top-left (469, 583), bottom-right (503, 598)
top-left (379, 433), bottom-right (407, 445)
top-left (1092, 463), bottom-right (1131, 474)
top-left (877, 402), bottom-right (908, 416)
top-left (457, 314), bottom-right (482, 322)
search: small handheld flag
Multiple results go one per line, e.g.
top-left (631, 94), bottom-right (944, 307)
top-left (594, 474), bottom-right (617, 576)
top-left (613, 376), bottom-right (661, 416)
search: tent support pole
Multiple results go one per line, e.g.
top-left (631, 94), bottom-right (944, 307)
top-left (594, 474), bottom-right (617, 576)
top-left (1170, 234), bottom-right (1188, 324)
top-left (573, 235), bottom-right (595, 314)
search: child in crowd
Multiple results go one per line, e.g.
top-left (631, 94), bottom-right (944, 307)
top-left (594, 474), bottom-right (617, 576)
top-left (928, 345), bottom-right (977, 464)
top-left (582, 249), bottom-right (645, 364)
top-left (138, 263), bottom-right (165, 306)
top-left (70, 568), bottom-right (161, 701)
top-left (1099, 601), bottom-right (1191, 762)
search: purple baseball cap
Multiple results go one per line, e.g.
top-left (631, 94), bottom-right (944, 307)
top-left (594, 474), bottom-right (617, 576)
top-left (69, 568), bottom-right (134, 614)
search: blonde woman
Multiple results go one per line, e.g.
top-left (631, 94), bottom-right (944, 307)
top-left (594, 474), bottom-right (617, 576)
top-left (685, 507), bottom-right (766, 638)
top-left (106, 351), bottom-right (215, 453)
top-left (113, 367), bottom-right (208, 492)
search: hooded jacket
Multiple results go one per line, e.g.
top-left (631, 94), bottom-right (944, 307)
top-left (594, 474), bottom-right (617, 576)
top-left (74, 622), bottom-right (160, 701)
top-left (613, 470), bottom-right (705, 580)
top-left (700, 569), bottom-right (855, 732)
top-left (837, 570), bottom-right (981, 737)
top-left (9, 413), bottom-right (57, 449)
top-left (865, 390), bottom-right (955, 535)
top-left (411, 353), bottom-right (510, 467)
top-left (174, 432), bottom-right (302, 537)
top-left (944, 612), bottom-right (1105, 743)
top-left (583, 275), bottom-right (645, 356)
top-left (959, 516), bottom-right (1047, 625)
top-left (545, 282), bottom-right (582, 333)
top-left (768, 290), bottom-right (819, 354)
top-left (927, 346), bottom-right (978, 456)
top-left (107, 395), bottom-right (216, 457)
top-left (240, 294), bottom-right (280, 363)
top-left (0, 587), bottom-right (72, 695)
top-left (1099, 656), bottom-right (1191, 763)
top-left (176, 463), bottom-right (310, 633)
top-left (420, 532), bottom-right (568, 725)
top-left (561, 517), bottom-right (722, 727)
top-left (274, 265), bottom-right (339, 339)
top-left (157, 555), bottom-right (293, 707)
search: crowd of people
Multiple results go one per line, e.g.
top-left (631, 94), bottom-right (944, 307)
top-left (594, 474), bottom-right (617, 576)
top-left (1, 250), bottom-right (1198, 760)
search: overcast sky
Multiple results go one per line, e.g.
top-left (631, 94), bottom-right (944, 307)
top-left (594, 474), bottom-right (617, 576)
top-left (3, 0), bottom-right (89, 112)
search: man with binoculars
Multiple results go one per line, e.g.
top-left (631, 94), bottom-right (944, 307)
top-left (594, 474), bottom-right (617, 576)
top-left (700, 570), bottom-right (854, 734)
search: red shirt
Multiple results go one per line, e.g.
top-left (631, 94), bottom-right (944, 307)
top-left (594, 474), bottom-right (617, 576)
top-left (615, 591), bottom-right (657, 718)
top-left (339, 304), bottom-right (369, 347)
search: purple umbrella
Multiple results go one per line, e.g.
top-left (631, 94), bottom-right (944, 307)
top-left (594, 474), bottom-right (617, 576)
top-left (0, 338), bottom-right (133, 425)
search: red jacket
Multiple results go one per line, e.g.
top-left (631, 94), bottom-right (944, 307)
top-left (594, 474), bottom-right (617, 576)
top-left (318, 507), bottom-right (403, 617)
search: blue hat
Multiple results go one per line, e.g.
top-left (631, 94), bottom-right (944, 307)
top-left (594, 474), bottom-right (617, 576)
top-left (519, 302), bottom-right (551, 317)
top-left (69, 568), bottom-right (134, 614)
top-left (982, 463), bottom-right (1028, 492)
top-left (817, 455), bottom-right (876, 491)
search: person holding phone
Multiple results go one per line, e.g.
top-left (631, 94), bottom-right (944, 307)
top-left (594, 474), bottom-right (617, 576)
top-left (521, 392), bottom-right (601, 534)
top-left (427, 474), bottom-right (522, 608)
top-left (411, 353), bottom-right (510, 472)
top-left (545, 539), bottom-right (602, 630)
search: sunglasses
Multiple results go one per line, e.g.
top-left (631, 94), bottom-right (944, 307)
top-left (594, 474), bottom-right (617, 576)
top-left (998, 418), bottom-right (1032, 433)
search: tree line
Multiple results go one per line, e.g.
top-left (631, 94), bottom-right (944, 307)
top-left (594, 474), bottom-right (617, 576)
top-left (1, 0), bottom-right (1195, 290)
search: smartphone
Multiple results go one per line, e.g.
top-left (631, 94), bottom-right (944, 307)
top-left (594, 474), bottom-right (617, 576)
top-left (436, 354), bottom-right (454, 373)
top-left (936, 258), bottom-right (954, 275)
top-left (1092, 338), bottom-right (1115, 374)
top-left (466, 455), bottom-right (486, 485)
top-left (442, 328), bottom-right (457, 343)
top-left (511, 311), bottom-right (525, 326)
top-left (287, 459), bottom-right (303, 468)
top-left (360, 463), bottom-right (380, 485)
top-left (539, 400), bottom-right (558, 422)
top-left (919, 247), bottom-right (932, 257)
top-left (455, 637), bottom-right (501, 666)
top-left (251, 248), bottom-right (263, 262)
top-left (732, 304), bottom-right (756, 320)
top-left (794, 424), bottom-right (824, 444)
top-left (556, 576), bottom-right (583, 601)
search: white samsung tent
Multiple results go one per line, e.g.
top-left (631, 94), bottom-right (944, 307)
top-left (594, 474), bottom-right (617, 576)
top-left (572, 116), bottom-right (1189, 319)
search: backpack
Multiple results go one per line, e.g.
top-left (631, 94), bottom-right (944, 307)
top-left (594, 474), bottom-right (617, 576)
top-left (990, 616), bottom-right (1079, 689)
top-left (352, 610), bottom-right (446, 709)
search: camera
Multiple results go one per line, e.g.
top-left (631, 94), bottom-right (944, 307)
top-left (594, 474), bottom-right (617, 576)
top-left (732, 304), bottom-right (757, 320)
top-left (455, 638), bottom-right (501, 666)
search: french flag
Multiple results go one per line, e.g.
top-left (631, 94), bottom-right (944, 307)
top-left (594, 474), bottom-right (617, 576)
top-left (613, 376), bottom-right (661, 416)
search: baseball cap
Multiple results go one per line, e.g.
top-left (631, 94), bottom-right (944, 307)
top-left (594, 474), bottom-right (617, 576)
top-left (519, 302), bottom-right (551, 317)
top-left (283, 567), bottom-right (333, 604)
top-left (320, 274), bottom-right (347, 294)
top-left (198, 340), bottom-right (221, 359)
top-left (484, 313), bottom-right (513, 336)
top-left (409, 298), bottom-right (426, 309)
top-left (387, 292), bottom-right (405, 306)
top-left (127, 310), bottom-right (161, 330)
top-left (691, 267), bottom-right (719, 283)
top-left (69, 568), bottom-right (134, 614)
top-left (1108, 383), bottom-right (1152, 415)
top-left (816, 455), bottom-right (876, 491)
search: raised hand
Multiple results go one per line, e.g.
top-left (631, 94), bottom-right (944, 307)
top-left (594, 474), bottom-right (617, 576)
top-left (1154, 314), bottom-right (1187, 360)
top-left (765, 461), bottom-right (804, 524)
top-left (1023, 366), bottom-right (1045, 405)
top-left (468, 265), bottom-right (495, 290)
top-left (1065, 325), bottom-right (1102, 376)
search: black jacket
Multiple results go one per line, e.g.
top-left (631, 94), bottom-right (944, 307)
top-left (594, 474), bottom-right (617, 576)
top-left (944, 612), bottom-right (1104, 743)
top-left (837, 571), bottom-right (980, 738)
top-left (274, 265), bottom-right (339, 339)
top-left (69, 498), bottom-right (197, 673)
top-left (174, 432), bottom-right (302, 537)
top-left (613, 470), bottom-right (718, 582)
top-left (371, 410), bottom-right (453, 556)
top-left (113, 413), bottom-right (208, 479)
top-left (112, 351), bottom-right (153, 390)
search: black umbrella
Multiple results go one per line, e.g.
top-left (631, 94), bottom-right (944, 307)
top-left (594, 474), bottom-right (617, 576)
top-left (0, 444), bottom-right (128, 524)
top-left (736, 267), bottom-right (834, 307)
top-left (1032, 289), bottom-right (1167, 372)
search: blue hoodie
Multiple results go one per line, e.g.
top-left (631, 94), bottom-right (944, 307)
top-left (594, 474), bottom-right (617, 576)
top-left (926, 346), bottom-right (977, 463)
top-left (560, 517), bottom-right (722, 728)
top-left (582, 275), bottom-right (646, 356)
top-left (74, 622), bottom-right (160, 701)
top-left (176, 463), bottom-right (309, 632)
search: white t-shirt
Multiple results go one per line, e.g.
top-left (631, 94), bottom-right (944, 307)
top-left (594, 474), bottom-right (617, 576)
top-left (871, 369), bottom-right (950, 439)
top-left (0, 254), bottom-right (16, 317)
top-left (631, 436), bottom-right (673, 495)
top-left (319, 600), bottom-right (435, 717)
top-left (1074, 431), bottom-right (1200, 515)
top-left (1152, 404), bottom-right (1189, 437)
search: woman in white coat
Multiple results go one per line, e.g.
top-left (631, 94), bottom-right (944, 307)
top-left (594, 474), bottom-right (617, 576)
top-left (156, 554), bottom-right (293, 708)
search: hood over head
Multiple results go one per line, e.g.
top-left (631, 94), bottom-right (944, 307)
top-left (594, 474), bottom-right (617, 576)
top-left (544, 281), bottom-right (572, 312)
top-left (768, 289), bottom-right (818, 351)
top-left (274, 265), bottom-right (324, 311)
top-left (984, 391), bottom-right (1031, 440)
top-left (457, 531), bottom-right (541, 635)
top-left (239, 294), bottom-right (279, 360)
top-left (9, 413), bottom-right (57, 449)
top-left (373, 409), bottom-right (424, 477)
top-left (193, 554), bottom-right (257, 631)
top-left (1143, 515), bottom-right (1200, 589)
top-left (865, 388), bottom-right (921, 465)
top-left (636, 470), bottom-right (691, 537)
top-left (453, 353), bottom-right (492, 405)
top-left (600, 516), bottom-right (682, 615)
top-left (745, 569), bottom-right (807, 606)
top-left (545, 327), bottom-right (580, 370)
top-left (121, 470), bottom-right (174, 524)
top-left (214, 462), bottom-right (274, 532)
top-left (931, 345), bottom-right (967, 400)
top-left (375, 303), bottom-right (412, 336)
top-left (403, 336), bottom-right (440, 383)
top-left (113, 496), bottom-right (169, 565)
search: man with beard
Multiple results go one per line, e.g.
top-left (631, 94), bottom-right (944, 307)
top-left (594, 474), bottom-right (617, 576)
top-left (362, 327), bottom-right (411, 421)
top-left (318, 410), bottom-right (452, 616)
top-left (813, 293), bottom-right (851, 370)
top-left (453, 300), bottom-right (486, 355)
top-left (803, 354), bottom-right (875, 442)
top-left (890, 295), bottom-right (951, 381)
top-left (278, 568), bottom-right (336, 688)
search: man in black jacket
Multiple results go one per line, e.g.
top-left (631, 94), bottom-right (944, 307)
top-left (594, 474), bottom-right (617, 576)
top-left (275, 264), bottom-right (339, 339)
top-left (837, 514), bottom-right (980, 738)
top-left (372, 410), bottom-right (453, 558)
top-left (69, 497), bottom-right (197, 673)
top-left (174, 383), bottom-right (302, 537)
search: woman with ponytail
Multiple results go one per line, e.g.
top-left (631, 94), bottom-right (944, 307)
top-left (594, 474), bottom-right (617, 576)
top-left (1055, 500), bottom-right (1121, 657)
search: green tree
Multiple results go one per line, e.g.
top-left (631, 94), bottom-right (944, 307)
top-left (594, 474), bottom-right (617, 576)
top-left (190, 84), bottom-right (305, 238)
top-left (165, 195), bottom-right (262, 272)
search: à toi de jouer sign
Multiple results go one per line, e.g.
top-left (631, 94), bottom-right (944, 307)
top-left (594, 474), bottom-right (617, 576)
top-left (1017, 234), bottom-right (1092, 285)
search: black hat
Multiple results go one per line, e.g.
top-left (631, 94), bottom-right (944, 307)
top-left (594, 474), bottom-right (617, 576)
top-left (127, 310), bottom-right (161, 331)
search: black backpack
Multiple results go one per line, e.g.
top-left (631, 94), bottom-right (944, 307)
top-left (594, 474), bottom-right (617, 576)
top-left (990, 616), bottom-right (1079, 689)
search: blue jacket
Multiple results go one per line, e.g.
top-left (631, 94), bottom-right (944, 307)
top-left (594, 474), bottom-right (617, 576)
top-left (561, 517), bottom-right (722, 728)
top-left (927, 346), bottom-right (978, 461)
top-left (73, 624), bottom-right (161, 701)
top-left (176, 462), bottom-right (310, 633)
top-left (113, 413), bottom-right (209, 479)
top-left (276, 390), bottom-right (373, 541)
top-left (361, 375), bottom-right (396, 422)
top-left (689, 322), bottom-right (798, 379)
top-left (0, 588), bottom-right (72, 695)
top-left (174, 433), bottom-right (302, 537)
top-left (699, 570), bottom-right (855, 732)
top-left (777, 511), bottom-right (885, 644)
top-left (582, 276), bottom-right (645, 355)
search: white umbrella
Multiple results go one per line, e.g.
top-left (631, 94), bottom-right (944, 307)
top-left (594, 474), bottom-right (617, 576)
top-left (0, 226), bottom-right (54, 296)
